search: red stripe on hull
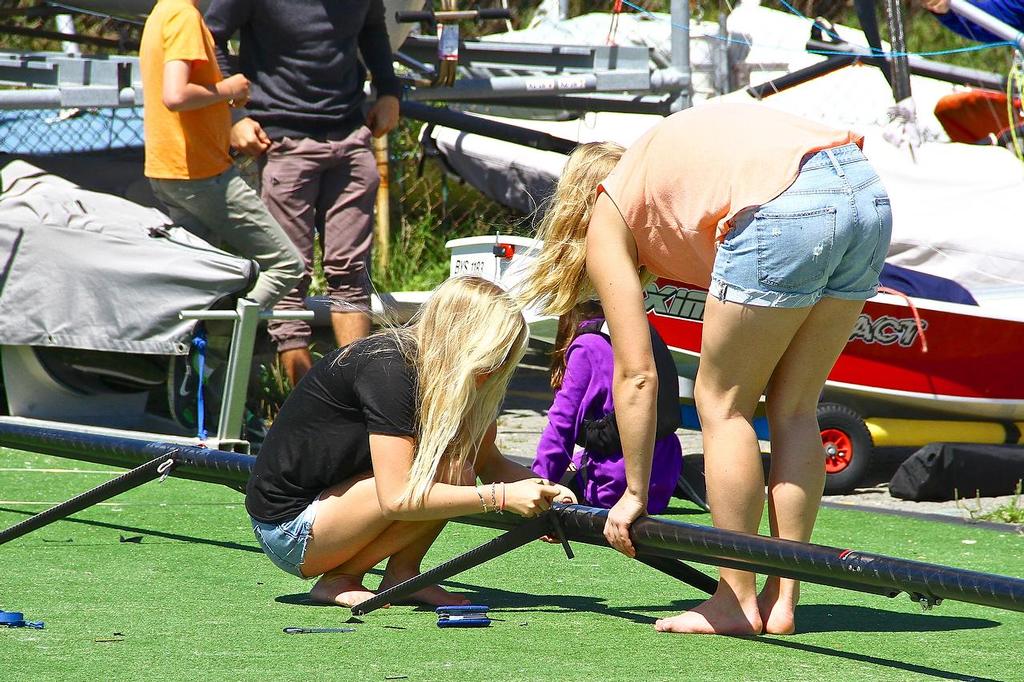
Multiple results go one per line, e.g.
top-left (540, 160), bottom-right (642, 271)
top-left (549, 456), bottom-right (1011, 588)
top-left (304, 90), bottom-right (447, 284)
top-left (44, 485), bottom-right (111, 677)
top-left (646, 279), bottom-right (1024, 403)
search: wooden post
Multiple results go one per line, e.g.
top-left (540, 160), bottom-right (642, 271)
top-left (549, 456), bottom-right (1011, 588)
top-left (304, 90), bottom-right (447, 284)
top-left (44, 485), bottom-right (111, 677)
top-left (373, 133), bottom-right (390, 273)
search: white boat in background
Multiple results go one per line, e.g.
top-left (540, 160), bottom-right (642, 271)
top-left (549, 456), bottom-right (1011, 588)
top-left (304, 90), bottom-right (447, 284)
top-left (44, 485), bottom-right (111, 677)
top-left (434, 2), bottom-right (1024, 491)
top-left (429, 3), bottom-right (1024, 297)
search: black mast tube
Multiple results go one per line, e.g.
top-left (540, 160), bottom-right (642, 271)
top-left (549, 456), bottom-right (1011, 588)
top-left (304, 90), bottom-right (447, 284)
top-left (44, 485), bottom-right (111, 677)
top-left (0, 454), bottom-right (174, 546)
top-left (2, 424), bottom-right (1022, 613)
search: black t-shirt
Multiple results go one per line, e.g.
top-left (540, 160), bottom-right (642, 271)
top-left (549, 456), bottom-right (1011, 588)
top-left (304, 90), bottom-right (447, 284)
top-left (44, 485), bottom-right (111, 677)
top-left (245, 336), bottom-right (418, 523)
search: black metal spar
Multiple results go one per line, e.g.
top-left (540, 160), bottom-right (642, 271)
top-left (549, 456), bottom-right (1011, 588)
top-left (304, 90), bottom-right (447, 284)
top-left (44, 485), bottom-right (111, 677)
top-left (552, 505), bottom-right (1024, 613)
top-left (1, 422), bottom-right (1023, 614)
top-left (0, 422), bottom-right (255, 491)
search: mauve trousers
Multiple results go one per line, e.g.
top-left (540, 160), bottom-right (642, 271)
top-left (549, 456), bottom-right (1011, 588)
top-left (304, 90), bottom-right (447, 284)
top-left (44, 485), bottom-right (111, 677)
top-left (260, 126), bottom-right (379, 352)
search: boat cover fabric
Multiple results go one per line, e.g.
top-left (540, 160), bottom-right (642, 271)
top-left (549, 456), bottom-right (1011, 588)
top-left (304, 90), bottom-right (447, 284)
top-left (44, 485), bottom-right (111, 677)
top-left (0, 160), bottom-right (255, 355)
top-left (879, 263), bottom-right (978, 305)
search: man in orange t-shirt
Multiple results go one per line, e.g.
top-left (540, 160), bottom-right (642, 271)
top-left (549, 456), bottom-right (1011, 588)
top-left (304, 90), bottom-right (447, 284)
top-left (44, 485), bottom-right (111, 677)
top-left (140, 0), bottom-right (302, 309)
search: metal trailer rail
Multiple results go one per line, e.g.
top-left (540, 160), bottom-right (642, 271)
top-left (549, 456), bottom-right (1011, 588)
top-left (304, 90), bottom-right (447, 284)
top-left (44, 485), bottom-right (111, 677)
top-left (1, 422), bottom-right (1022, 618)
top-left (0, 0), bottom-right (693, 114)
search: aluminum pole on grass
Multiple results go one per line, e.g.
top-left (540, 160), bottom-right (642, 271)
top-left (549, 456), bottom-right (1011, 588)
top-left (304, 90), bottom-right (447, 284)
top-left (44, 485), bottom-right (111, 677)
top-left (0, 453), bottom-right (175, 546)
top-left (0, 426), bottom-right (259, 547)
top-left (949, 0), bottom-right (1024, 52)
top-left (0, 422), bottom-right (255, 493)
top-left (553, 504), bottom-right (1024, 613)
top-left (352, 510), bottom-right (720, 616)
top-left (2, 424), bottom-right (1024, 615)
top-left (362, 502), bottom-right (1024, 616)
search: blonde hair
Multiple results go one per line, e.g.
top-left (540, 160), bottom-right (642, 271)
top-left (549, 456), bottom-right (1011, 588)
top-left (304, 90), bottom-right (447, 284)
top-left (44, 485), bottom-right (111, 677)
top-left (517, 141), bottom-right (625, 316)
top-left (360, 276), bottom-right (528, 506)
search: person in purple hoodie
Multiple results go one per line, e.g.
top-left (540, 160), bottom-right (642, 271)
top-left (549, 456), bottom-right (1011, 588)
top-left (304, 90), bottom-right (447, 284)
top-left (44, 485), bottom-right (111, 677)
top-left (532, 301), bottom-right (683, 514)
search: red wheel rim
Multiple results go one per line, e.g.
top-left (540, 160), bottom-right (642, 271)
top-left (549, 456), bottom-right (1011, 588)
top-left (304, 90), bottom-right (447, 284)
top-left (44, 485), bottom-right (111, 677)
top-left (821, 428), bottom-right (853, 474)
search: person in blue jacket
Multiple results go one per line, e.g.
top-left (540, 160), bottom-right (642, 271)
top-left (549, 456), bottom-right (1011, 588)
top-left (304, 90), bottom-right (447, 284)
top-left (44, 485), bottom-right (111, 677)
top-left (921, 0), bottom-right (1023, 43)
top-left (920, 0), bottom-right (1023, 143)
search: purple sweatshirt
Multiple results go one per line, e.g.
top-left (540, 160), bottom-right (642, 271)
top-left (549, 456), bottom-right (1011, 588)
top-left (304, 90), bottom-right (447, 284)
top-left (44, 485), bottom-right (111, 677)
top-left (532, 327), bottom-right (683, 514)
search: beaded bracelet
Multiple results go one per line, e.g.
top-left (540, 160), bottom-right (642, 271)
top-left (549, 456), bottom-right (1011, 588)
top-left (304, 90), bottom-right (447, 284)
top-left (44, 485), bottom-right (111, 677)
top-left (489, 482), bottom-right (498, 512)
top-left (475, 486), bottom-right (490, 513)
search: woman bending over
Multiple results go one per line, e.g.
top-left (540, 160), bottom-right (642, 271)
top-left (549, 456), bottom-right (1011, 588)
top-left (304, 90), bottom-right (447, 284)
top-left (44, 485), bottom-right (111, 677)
top-left (520, 103), bottom-right (891, 635)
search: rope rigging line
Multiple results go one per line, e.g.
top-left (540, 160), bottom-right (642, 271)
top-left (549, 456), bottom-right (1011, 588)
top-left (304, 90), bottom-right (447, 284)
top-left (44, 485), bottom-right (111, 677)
top-left (618, 0), bottom-right (1016, 58)
top-left (1007, 56), bottom-right (1024, 159)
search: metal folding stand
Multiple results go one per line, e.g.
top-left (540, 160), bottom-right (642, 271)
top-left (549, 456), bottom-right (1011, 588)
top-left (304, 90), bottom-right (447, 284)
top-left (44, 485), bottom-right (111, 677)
top-left (0, 426), bottom-right (257, 548)
top-left (352, 509), bottom-right (719, 616)
top-left (0, 452), bottom-right (176, 546)
top-left (179, 299), bottom-right (315, 452)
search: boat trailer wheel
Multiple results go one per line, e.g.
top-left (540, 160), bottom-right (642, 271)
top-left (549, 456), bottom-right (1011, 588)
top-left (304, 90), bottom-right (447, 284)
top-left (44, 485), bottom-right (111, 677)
top-left (817, 402), bottom-right (873, 495)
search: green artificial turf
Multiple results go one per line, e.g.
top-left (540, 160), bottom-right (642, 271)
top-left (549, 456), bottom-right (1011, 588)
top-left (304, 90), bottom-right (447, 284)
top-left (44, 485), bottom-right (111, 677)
top-left (2, 449), bottom-right (1022, 682)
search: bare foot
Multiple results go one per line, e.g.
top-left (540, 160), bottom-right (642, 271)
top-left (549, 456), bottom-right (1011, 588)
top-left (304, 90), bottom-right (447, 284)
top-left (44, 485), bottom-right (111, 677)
top-left (379, 571), bottom-right (471, 608)
top-left (309, 573), bottom-right (382, 608)
top-left (654, 593), bottom-right (763, 636)
top-left (757, 580), bottom-right (797, 635)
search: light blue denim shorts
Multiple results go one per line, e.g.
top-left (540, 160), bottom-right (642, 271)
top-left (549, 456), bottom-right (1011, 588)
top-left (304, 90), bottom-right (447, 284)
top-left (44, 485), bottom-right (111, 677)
top-left (710, 143), bottom-right (892, 308)
top-left (251, 496), bottom-right (320, 578)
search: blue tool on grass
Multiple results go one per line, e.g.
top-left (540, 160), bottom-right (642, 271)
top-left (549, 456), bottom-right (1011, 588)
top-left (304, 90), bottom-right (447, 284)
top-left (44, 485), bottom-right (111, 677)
top-left (0, 610), bottom-right (44, 629)
top-left (436, 605), bottom-right (491, 628)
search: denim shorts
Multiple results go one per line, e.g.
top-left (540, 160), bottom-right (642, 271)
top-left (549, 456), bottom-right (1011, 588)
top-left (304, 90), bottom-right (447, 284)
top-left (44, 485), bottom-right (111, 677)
top-left (251, 496), bottom-right (320, 578)
top-left (710, 143), bottom-right (892, 308)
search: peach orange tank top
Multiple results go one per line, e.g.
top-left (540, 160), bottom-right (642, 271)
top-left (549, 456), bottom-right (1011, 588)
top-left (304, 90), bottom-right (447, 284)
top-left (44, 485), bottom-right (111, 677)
top-left (598, 103), bottom-right (863, 286)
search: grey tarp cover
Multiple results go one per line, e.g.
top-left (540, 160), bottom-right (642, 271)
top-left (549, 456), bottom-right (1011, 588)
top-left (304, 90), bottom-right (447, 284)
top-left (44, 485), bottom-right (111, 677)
top-left (0, 160), bottom-right (255, 355)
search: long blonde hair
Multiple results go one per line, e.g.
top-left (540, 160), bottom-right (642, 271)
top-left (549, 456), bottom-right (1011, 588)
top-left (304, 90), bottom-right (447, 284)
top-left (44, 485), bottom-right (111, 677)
top-left (377, 276), bottom-right (528, 506)
top-left (517, 141), bottom-right (625, 316)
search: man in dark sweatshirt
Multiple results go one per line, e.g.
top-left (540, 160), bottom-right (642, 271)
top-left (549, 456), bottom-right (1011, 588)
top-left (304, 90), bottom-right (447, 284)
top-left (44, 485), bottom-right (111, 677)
top-left (206, 0), bottom-right (402, 385)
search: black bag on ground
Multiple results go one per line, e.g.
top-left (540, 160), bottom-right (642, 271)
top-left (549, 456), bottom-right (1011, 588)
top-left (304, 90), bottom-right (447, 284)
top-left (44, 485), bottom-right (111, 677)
top-left (889, 442), bottom-right (1024, 501)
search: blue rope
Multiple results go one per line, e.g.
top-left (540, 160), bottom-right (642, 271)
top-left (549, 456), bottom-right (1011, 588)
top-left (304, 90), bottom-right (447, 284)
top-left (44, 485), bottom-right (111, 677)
top-left (620, 0), bottom-right (1016, 57)
top-left (192, 329), bottom-right (208, 441)
top-left (774, 0), bottom-right (844, 43)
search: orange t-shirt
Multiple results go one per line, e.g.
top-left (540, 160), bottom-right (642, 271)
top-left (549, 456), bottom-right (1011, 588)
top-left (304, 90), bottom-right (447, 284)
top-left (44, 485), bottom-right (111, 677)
top-left (140, 0), bottom-right (231, 180)
top-left (599, 103), bottom-right (863, 286)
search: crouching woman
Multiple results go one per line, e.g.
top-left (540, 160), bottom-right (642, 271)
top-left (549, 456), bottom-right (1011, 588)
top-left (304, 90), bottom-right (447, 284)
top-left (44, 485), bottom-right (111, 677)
top-left (246, 275), bottom-right (576, 607)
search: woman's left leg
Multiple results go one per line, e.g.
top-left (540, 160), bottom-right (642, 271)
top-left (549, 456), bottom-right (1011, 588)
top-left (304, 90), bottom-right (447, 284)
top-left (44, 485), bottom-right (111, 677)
top-left (376, 523), bottom-right (472, 606)
top-left (656, 297), bottom-right (813, 635)
top-left (314, 518), bottom-right (469, 608)
top-left (758, 296), bottom-right (865, 634)
top-left (301, 475), bottom-right (467, 607)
